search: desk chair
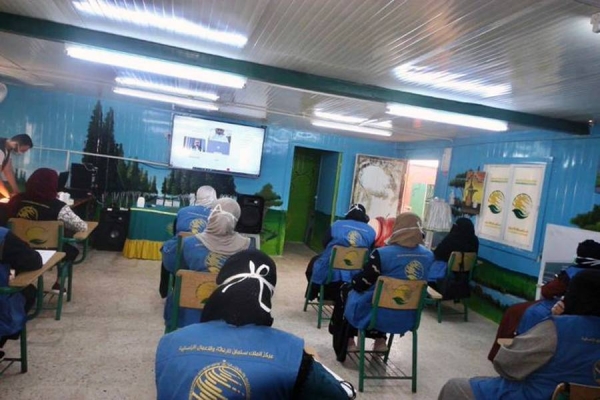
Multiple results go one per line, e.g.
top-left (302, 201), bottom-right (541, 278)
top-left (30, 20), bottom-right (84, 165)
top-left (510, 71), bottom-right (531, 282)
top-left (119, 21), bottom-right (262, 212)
top-left (351, 276), bottom-right (428, 392)
top-left (166, 232), bottom-right (194, 297)
top-left (64, 221), bottom-right (98, 266)
top-left (426, 251), bottom-right (477, 323)
top-left (166, 269), bottom-right (217, 334)
top-left (303, 246), bottom-right (368, 329)
top-left (8, 218), bottom-right (70, 320)
top-left (552, 382), bottom-right (600, 400)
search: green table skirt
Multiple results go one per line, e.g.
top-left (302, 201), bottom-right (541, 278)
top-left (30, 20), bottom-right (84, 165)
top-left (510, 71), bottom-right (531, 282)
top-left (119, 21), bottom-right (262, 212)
top-left (122, 207), bottom-right (177, 260)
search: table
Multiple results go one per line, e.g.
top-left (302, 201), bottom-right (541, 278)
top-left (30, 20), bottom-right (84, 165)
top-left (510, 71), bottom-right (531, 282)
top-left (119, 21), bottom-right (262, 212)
top-left (67, 221), bottom-right (98, 265)
top-left (10, 251), bottom-right (66, 319)
top-left (122, 207), bottom-right (177, 260)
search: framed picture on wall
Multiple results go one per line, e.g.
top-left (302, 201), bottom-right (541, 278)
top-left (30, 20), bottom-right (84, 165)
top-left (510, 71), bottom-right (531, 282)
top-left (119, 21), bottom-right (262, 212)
top-left (350, 154), bottom-right (407, 220)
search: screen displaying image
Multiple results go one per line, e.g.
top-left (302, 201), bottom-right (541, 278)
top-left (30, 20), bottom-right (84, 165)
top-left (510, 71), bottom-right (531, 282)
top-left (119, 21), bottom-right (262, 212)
top-left (170, 115), bottom-right (266, 177)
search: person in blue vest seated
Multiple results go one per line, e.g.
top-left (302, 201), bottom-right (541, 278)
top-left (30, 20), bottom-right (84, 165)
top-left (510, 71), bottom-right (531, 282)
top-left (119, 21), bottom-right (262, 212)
top-left (305, 203), bottom-right (376, 302)
top-left (159, 185), bottom-right (217, 298)
top-left (438, 268), bottom-right (600, 400)
top-left (487, 239), bottom-right (600, 361)
top-left (0, 226), bottom-right (43, 362)
top-left (7, 168), bottom-right (87, 295)
top-left (343, 212), bottom-right (434, 353)
top-left (427, 217), bottom-right (479, 285)
top-left (163, 197), bottom-right (254, 328)
top-left (156, 249), bottom-right (353, 400)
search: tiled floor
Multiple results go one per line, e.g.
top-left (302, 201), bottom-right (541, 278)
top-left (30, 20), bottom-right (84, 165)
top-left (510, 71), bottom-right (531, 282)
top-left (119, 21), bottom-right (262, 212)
top-left (0, 243), bottom-right (498, 399)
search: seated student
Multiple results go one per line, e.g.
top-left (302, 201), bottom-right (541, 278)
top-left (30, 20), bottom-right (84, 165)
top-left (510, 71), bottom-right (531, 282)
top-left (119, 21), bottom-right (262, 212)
top-left (0, 226), bottom-right (43, 361)
top-left (7, 168), bottom-right (87, 294)
top-left (438, 268), bottom-right (600, 400)
top-left (156, 249), bottom-right (353, 400)
top-left (428, 217), bottom-right (479, 284)
top-left (305, 204), bottom-right (376, 301)
top-left (159, 185), bottom-right (217, 298)
top-left (343, 212), bottom-right (434, 352)
top-left (487, 239), bottom-right (600, 361)
top-left (163, 197), bottom-right (253, 328)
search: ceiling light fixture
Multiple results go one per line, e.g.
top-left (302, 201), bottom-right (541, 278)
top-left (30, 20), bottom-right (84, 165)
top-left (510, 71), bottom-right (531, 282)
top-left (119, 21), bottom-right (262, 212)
top-left (313, 110), bottom-right (367, 124)
top-left (311, 120), bottom-right (392, 137)
top-left (364, 120), bottom-right (393, 129)
top-left (72, 0), bottom-right (248, 47)
top-left (114, 87), bottom-right (219, 111)
top-left (386, 104), bottom-right (508, 132)
top-left (115, 77), bottom-right (219, 101)
top-left (393, 64), bottom-right (511, 98)
top-left (66, 45), bottom-right (247, 89)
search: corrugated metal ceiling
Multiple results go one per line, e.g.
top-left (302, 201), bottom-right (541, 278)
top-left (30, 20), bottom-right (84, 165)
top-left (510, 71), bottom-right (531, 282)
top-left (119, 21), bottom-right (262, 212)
top-left (0, 0), bottom-right (599, 141)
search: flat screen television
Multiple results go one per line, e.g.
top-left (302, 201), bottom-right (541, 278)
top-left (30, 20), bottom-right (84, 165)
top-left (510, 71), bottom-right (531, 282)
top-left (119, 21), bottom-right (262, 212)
top-left (170, 115), bottom-right (266, 177)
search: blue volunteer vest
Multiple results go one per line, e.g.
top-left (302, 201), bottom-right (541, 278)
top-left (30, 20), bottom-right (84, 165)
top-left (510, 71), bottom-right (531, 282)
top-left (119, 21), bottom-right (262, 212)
top-left (163, 237), bottom-right (229, 328)
top-left (0, 228), bottom-right (27, 337)
top-left (311, 220), bottom-right (376, 285)
top-left (161, 206), bottom-right (212, 273)
top-left (517, 265), bottom-right (588, 335)
top-left (155, 321), bottom-right (303, 400)
top-left (344, 244), bottom-right (433, 333)
top-left (471, 316), bottom-right (600, 400)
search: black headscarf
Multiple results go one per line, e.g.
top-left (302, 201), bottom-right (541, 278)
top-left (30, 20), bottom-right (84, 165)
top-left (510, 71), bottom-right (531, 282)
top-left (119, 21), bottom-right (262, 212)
top-left (433, 217), bottom-right (479, 262)
top-left (575, 240), bottom-right (600, 268)
top-left (563, 269), bottom-right (600, 317)
top-left (201, 249), bottom-right (277, 327)
top-left (344, 203), bottom-right (369, 223)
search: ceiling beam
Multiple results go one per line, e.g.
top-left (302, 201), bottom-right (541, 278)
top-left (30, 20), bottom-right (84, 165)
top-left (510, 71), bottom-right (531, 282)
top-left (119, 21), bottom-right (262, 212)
top-left (0, 12), bottom-right (589, 135)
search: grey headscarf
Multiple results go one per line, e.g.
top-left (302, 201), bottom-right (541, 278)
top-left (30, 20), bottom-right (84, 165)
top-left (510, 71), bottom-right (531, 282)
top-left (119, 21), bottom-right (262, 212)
top-left (196, 198), bottom-right (251, 255)
top-left (194, 185), bottom-right (217, 207)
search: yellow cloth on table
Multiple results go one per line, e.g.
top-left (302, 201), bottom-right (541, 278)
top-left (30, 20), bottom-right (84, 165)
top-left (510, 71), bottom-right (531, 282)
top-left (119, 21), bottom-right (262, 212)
top-left (122, 239), bottom-right (163, 260)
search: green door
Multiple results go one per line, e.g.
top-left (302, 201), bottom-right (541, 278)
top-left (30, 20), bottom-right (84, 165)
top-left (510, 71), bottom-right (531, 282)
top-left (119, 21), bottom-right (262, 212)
top-left (286, 147), bottom-right (320, 243)
top-left (409, 183), bottom-right (427, 219)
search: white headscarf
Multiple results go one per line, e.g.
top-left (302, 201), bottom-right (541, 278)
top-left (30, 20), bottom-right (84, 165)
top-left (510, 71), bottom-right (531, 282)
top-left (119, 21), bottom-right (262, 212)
top-left (197, 198), bottom-right (251, 255)
top-left (194, 186), bottom-right (217, 207)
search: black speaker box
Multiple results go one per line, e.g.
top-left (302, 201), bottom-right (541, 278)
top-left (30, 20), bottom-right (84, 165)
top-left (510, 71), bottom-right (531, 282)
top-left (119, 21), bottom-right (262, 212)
top-left (94, 208), bottom-right (130, 251)
top-left (235, 195), bottom-right (265, 234)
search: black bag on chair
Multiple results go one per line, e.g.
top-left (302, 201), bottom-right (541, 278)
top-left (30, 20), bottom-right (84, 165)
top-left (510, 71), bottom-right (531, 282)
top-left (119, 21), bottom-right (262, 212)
top-left (436, 251), bottom-right (471, 300)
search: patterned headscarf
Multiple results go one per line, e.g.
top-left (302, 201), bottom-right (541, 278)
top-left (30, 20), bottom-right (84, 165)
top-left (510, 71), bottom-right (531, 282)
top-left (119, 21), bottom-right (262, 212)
top-left (201, 249), bottom-right (277, 327)
top-left (386, 212), bottom-right (424, 248)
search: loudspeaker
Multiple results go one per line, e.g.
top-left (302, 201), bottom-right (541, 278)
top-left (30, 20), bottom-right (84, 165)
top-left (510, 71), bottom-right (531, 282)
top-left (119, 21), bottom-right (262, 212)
top-left (235, 195), bottom-right (265, 234)
top-left (94, 208), bottom-right (130, 251)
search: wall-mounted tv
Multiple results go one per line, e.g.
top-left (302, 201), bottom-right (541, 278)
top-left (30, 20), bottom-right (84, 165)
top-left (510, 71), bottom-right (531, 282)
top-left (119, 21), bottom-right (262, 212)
top-left (170, 115), bottom-right (266, 177)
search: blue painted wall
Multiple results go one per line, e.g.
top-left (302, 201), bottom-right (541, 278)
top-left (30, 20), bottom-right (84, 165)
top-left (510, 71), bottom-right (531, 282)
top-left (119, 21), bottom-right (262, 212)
top-left (403, 130), bottom-right (600, 277)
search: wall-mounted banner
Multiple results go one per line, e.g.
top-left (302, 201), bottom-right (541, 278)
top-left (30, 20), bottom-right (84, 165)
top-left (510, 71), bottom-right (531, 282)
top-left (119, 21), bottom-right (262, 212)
top-left (504, 165), bottom-right (545, 250)
top-left (478, 163), bottom-right (545, 251)
top-left (478, 165), bottom-right (511, 241)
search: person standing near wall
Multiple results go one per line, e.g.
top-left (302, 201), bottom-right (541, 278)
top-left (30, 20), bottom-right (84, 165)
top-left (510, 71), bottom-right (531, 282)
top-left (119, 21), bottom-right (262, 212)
top-left (0, 134), bottom-right (33, 198)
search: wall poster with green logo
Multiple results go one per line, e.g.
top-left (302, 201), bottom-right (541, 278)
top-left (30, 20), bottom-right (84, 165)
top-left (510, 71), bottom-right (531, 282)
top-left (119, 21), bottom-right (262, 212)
top-left (478, 164), bottom-right (546, 251)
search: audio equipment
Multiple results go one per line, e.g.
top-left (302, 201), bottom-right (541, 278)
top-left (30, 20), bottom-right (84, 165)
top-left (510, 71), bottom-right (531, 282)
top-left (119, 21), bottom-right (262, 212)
top-left (93, 208), bottom-right (130, 251)
top-left (70, 163), bottom-right (94, 190)
top-left (235, 195), bottom-right (265, 234)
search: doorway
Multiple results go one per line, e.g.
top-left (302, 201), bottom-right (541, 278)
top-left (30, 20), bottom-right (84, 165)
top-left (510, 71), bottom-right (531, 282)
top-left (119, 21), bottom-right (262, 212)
top-left (400, 160), bottom-right (439, 220)
top-left (286, 147), bottom-right (341, 252)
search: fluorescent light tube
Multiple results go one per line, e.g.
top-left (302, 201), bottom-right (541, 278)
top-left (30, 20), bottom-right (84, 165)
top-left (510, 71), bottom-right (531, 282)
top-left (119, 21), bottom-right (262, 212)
top-left (365, 120), bottom-right (393, 129)
top-left (66, 45), bottom-right (246, 89)
top-left (115, 77), bottom-right (219, 101)
top-left (311, 120), bottom-right (392, 137)
top-left (386, 104), bottom-right (508, 132)
top-left (73, 1), bottom-right (247, 48)
top-left (313, 110), bottom-right (367, 124)
top-left (393, 64), bottom-right (510, 98)
top-left (114, 88), bottom-right (219, 111)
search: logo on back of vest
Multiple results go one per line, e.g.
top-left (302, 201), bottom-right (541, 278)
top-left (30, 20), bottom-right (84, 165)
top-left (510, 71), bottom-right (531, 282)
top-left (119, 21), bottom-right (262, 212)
top-left (206, 252), bottom-right (227, 273)
top-left (16, 206), bottom-right (38, 220)
top-left (190, 218), bottom-right (207, 234)
top-left (404, 261), bottom-right (424, 280)
top-left (347, 230), bottom-right (360, 246)
top-left (190, 360), bottom-right (250, 399)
